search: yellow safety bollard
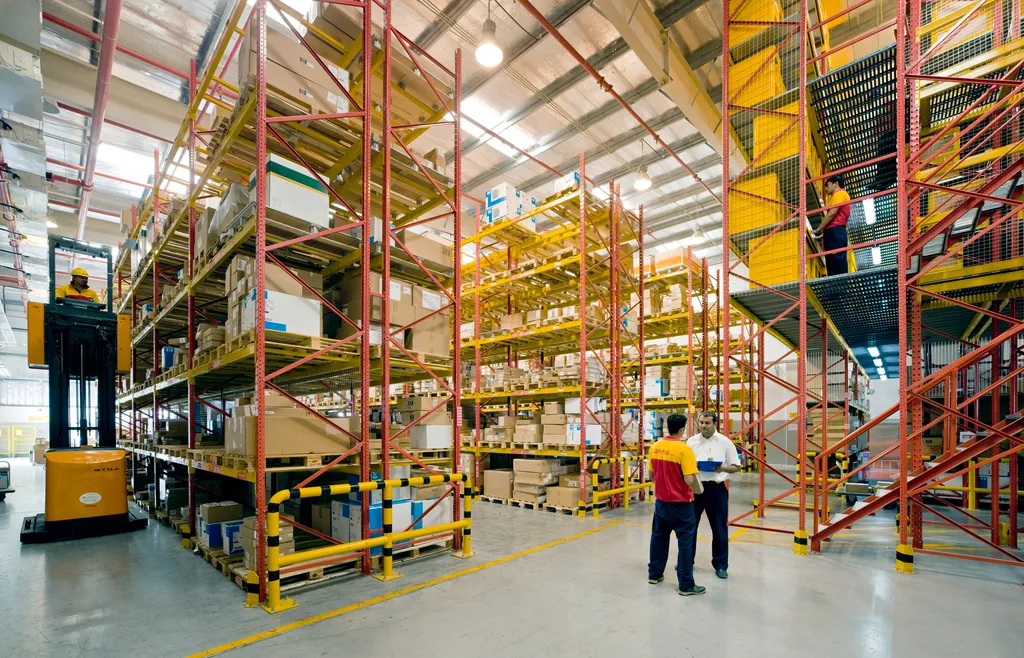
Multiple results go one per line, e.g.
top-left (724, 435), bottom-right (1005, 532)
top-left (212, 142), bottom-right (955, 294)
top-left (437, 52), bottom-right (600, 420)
top-left (243, 570), bottom-right (260, 608)
top-left (895, 544), bottom-right (914, 573)
top-left (591, 468), bottom-right (601, 518)
top-left (375, 483), bottom-right (401, 581)
top-left (454, 478), bottom-right (475, 558)
top-left (262, 495), bottom-right (298, 613)
top-left (793, 529), bottom-right (809, 555)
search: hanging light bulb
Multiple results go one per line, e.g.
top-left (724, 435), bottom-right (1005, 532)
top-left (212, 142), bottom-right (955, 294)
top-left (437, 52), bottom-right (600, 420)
top-left (633, 140), bottom-right (652, 191)
top-left (476, 1), bottom-right (503, 68)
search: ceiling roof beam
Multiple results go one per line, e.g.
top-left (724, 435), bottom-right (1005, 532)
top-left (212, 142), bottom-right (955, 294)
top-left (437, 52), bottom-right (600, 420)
top-left (414, 0), bottom-right (477, 50)
top-left (460, 0), bottom-right (715, 158)
top-left (593, 0), bottom-right (747, 177)
top-left (462, 0), bottom-right (593, 99)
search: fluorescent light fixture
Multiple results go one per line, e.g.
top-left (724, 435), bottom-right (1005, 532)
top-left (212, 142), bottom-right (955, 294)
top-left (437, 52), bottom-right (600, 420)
top-left (879, 374), bottom-right (888, 381)
top-left (863, 197), bottom-right (876, 225)
top-left (867, 346), bottom-right (880, 357)
top-left (873, 358), bottom-right (883, 367)
top-left (876, 367), bottom-right (885, 376)
top-left (46, 219), bottom-right (58, 229)
top-left (871, 246), bottom-right (882, 265)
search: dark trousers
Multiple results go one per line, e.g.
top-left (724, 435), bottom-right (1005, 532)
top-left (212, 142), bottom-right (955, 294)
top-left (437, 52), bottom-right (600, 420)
top-left (691, 481), bottom-right (730, 571)
top-left (648, 499), bottom-right (696, 590)
top-left (823, 226), bottom-right (849, 276)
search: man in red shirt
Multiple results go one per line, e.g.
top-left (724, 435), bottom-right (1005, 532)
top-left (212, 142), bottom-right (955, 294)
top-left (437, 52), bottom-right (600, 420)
top-left (815, 175), bottom-right (851, 276)
top-left (648, 413), bottom-right (706, 596)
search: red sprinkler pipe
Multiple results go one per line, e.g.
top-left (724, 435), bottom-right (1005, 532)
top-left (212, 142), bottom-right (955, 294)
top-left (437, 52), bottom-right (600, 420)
top-left (74, 0), bottom-right (124, 241)
top-left (515, 0), bottom-right (722, 204)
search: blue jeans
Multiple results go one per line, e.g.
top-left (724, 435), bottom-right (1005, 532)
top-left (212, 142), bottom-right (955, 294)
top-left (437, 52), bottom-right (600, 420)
top-left (648, 499), bottom-right (697, 590)
top-left (823, 226), bottom-right (849, 276)
top-left (691, 481), bottom-right (730, 571)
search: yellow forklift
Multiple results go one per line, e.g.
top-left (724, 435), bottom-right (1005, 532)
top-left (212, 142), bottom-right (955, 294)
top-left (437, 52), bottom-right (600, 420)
top-left (21, 236), bottom-right (146, 543)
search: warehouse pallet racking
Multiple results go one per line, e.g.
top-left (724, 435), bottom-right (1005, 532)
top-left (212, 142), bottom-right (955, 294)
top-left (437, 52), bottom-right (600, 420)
top-left (723, 0), bottom-right (1024, 569)
top-left (114, 0), bottom-right (470, 602)
top-left (720, 0), bottom-right (876, 540)
top-left (459, 163), bottom-right (647, 513)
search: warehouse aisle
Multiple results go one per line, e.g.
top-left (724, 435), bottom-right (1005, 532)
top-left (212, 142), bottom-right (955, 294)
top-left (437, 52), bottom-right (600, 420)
top-left (2, 464), bottom-right (1020, 658)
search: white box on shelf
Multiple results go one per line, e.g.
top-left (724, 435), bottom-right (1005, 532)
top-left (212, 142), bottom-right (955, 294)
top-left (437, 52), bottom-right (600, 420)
top-left (249, 153), bottom-right (330, 229)
top-left (241, 289), bottom-right (321, 337)
top-left (552, 170), bottom-right (581, 195)
top-left (409, 424), bottom-right (451, 449)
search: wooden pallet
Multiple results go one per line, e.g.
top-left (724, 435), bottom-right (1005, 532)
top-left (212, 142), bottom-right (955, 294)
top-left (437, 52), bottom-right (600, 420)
top-left (511, 442), bottom-right (545, 450)
top-left (479, 495), bottom-right (509, 505)
top-left (543, 504), bottom-right (582, 515)
top-left (509, 499), bottom-right (544, 510)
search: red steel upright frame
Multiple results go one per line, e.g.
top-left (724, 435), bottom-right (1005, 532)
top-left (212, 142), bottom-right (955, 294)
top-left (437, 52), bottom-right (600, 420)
top-left (721, 0), bottom-right (813, 542)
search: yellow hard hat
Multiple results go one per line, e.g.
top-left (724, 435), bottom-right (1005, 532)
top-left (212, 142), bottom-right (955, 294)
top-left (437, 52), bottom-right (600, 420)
top-left (71, 267), bottom-right (89, 278)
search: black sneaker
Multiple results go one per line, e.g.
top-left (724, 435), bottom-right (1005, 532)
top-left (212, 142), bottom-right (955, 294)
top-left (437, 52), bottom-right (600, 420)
top-left (716, 569), bottom-right (728, 580)
top-left (648, 575), bottom-right (664, 584)
top-left (678, 585), bottom-right (706, 596)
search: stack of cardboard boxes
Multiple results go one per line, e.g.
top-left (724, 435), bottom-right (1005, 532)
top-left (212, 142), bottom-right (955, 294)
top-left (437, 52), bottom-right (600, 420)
top-left (195, 323), bottom-right (225, 356)
top-left (644, 365), bottom-right (670, 399)
top-left (225, 389), bottom-right (354, 457)
top-left (669, 365), bottom-right (691, 398)
top-left (512, 459), bottom-right (565, 504)
top-left (197, 501), bottom-right (244, 553)
top-left (484, 182), bottom-right (538, 230)
top-left (242, 514), bottom-right (295, 569)
top-left (326, 271), bottom-right (450, 357)
top-left (224, 255), bottom-right (323, 340)
top-left (397, 396), bottom-right (453, 449)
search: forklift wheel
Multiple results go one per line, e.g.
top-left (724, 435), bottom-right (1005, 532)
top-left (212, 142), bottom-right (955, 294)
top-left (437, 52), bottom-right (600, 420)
top-left (0, 494), bottom-right (6, 501)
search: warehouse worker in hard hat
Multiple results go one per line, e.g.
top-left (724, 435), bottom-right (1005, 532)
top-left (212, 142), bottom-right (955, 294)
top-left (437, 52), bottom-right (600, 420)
top-left (55, 267), bottom-right (100, 303)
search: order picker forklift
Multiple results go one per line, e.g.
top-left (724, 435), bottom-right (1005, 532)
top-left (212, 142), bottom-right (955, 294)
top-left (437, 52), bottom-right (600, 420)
top-left (21, 236), bottom-right (147, 543)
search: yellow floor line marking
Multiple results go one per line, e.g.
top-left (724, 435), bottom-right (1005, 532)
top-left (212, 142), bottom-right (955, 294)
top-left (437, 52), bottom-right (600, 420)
top-left (188, 521), bottom-right (620, 658)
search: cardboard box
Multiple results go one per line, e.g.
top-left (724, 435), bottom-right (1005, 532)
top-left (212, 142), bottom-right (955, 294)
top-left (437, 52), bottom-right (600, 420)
top-left (514, 470), bottom-right (559, 486)
top-left (514, 425), bottom-right (542, 442)
top-left (409, 424), bottom-right (451, 449)
top-left (543, 401), bottom-right (565, 415)
top-left (398, 396), bottom-right (443, 413)
top-left (395, 230), bottom-right (454, 269)
top-left (511, 490), bottom-right (546, 504)
top-left (513, 459), bottom-right (562, 474)
top-left (221, 520), bottom-right (245, 555)
top-left (500, 313), bottom-right (522, 330)
top-left (330, 500), bottom-right (412, 555)
top-left (513, 482), bottom-right (548, 495)
top-left (413, 483), bottom-right (449, 500)
top-left (199, 501), bottom-right (243, 524)
top-left (541, 414), bottom-right (568, 425)
top-left (249, 154), bottom-right (330, 229)
top-left (405, 311), bottom-right (450, 357)
top-left (483, 469), bottom-right (514, 499)
top-left (546, 485), bottom-right (582, 508)
top-left (331, 271), bottom-right (416, 331)
top-left (311, 503), bottom-right (332, 535)
top-left (401, 409), bottom-right (450, 426)
top-left (225, 407), bottom-right (353, 457)
top-left (239, 16), bottom-right (350, 99)
top-left (542, 426), bottom-right (567, 444)
top-left (565, 397), bottom-right (605, 414)
top-left (241, 288), bottom-right (322, 337)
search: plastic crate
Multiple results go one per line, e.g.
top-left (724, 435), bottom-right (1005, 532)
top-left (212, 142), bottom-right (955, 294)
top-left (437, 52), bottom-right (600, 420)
top-left (752, 102), bottom-right (824, 177)
top-left (728, 173), bottom-right (789, 234)
top-left (747, 228), bottom-right (823, 286)
top-left (729, 47), bottom-right (786, 110)
top-left (728, 0), bottom-right (783, 45)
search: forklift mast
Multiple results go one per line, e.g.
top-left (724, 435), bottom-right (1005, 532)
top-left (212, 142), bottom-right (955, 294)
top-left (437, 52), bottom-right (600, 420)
top-left (27, 236), bottom-right (130, 448)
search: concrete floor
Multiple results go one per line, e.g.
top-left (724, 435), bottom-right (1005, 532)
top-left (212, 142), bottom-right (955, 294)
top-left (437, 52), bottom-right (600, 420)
top-left (2, 456), bottom-right (1022, 657)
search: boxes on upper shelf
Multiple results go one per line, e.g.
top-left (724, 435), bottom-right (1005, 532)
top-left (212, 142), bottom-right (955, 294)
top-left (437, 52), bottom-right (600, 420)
top-left (249, 154), bottom-right (330, 229)
top-left (484, 182), bottom-right (538, 229)
top-left (241, 289), bottom-right (322, 337)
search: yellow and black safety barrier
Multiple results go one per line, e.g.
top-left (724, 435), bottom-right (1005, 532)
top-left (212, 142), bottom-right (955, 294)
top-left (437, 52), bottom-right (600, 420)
top-left (258, 473), bottom-right (472, 613)
top-left (793, 529), bottom-right (809, 555)
top-left (895, 544), bottom-right (914, 573)
top-left (243, 570), bottom-right (259, 608)
top-left (584, 456), bottom-right (652, 519)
